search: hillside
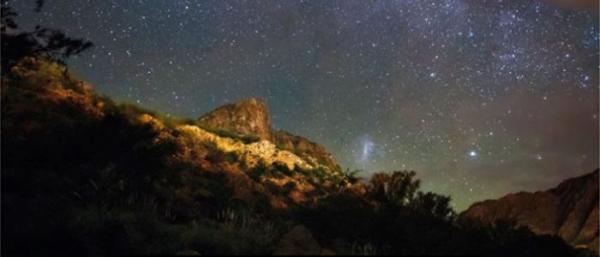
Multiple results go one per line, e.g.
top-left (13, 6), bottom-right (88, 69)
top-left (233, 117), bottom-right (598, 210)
top-left (1, 58), bottom-right (594, 256)
top-left (197, 98), bottom-right (339, 171)
top-left (461, 170), bottom-right (599, 251)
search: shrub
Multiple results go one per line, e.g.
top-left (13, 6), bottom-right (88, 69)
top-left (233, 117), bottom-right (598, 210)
top-left (248, 160), bottom-right (268, 181)
top-left (272, 161), bottom-right (294, 176)
top-left (368, 170), bottom-right (420, 208)
top-left (196, 125), bottom-right (261, 144)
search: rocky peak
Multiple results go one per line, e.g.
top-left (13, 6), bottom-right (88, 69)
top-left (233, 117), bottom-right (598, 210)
top-left (272, 130), bottom-right (338, 170)
top-left (197, 98), bottom-right (272, 140)
top-left (461, 169), bottom-right (599, 251)
top-left (197, 98), bottom-right (338, 170)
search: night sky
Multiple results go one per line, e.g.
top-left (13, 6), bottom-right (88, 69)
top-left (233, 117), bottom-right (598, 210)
top-left (12, 0), bottom-right (599, 210)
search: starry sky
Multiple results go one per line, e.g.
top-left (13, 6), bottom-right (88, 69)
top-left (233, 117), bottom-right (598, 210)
top-left (12, 0), bottom-right (599, 210)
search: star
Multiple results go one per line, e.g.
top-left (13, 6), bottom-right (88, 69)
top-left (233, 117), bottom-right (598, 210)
top-left (15, 0), bottom-right (598, 211)
top-left (468, 150), bottom-right (478, 158)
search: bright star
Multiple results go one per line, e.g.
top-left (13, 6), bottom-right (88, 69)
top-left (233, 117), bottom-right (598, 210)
top-left (468, 150), bottom-right (478, 157)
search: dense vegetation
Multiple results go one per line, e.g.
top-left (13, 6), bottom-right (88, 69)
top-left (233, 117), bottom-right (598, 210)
top-left (1, 2), bottom-right (595, 256)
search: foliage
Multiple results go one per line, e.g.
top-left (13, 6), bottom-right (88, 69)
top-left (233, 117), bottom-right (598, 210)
top-left (248, 160), bottom-right (269, 181)
top-left (1, 1), bottom-right (93, 75)
top-left (411, 191), bottom-right (455, 221)
top-left (272, 161), bottom-right (295, 176)
top-left (205, 149), bottom-right (239, 164)
top-left (368, 170), bottom-right (420, 208)
top-left (196, 124), bottom-right (261, 144)
top-left (1, 57), bottom-right (273, 256)
top-left (343, 168), bottom-right (362, 183)
top-left (293, 171), bottom-right (584, 256)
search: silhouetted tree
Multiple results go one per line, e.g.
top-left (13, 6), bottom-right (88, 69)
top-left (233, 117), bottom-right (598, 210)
top-left (1, 1), bottom-right (93, 75)
top-left (342, 168), bottom-right (361, 184)
top-left (411, 191), bottom-right (455, 220)
top-left (368, 170), bottom-right (420, 207)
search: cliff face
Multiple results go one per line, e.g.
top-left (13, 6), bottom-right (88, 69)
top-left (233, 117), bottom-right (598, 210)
top-left (197, 98), bottom-right (338, 171)
top-left (461, 170), bottom-right (599, 250)
top-left (197, 98), bottom-right (273, 140)
top-left (271, 130), bottom-right (338, 171)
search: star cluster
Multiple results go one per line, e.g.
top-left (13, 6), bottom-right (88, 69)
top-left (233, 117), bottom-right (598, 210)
top-left (12, 0), bottom-right (599, 210)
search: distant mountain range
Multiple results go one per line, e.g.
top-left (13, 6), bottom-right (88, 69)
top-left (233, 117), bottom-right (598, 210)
top-left (462, 169), bottom-right (599, 251)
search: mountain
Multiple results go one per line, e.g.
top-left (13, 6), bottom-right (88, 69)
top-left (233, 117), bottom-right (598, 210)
top-left (198, 98), bottom-right (273, 140)
top-left (2, 57), bottom-right (591, 256)
top-left (197, 98), bottom-right (339, 171)
top-left (461, 169), bottom-right (599, 251)
top-left (2, 57), bottom-right (359, 255)
top-left (2, 57), bottom-right (349, 217)
top-left (271, 130), bottom-right (339, 171)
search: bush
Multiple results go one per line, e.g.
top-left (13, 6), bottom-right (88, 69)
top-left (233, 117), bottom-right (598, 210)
top-left (272, 161), bottom-right (294, 176)
top-left (248, 160), bottom-right (269, 181)
top-left (368, 170), bottom-right (420, 208)
top-left (196, 125), bottom-right (261, 144)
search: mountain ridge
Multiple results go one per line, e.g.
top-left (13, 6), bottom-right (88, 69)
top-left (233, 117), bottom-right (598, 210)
top-left (197, 97), bottom-right (339, 171)
top-left (461, 169), bottom-right (599, 251)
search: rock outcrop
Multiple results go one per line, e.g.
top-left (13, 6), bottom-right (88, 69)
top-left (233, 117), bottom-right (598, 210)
top-left (177, 125), bottom-right (314, 171)
top-left (197, 98), bottom-right (338, 171)
top-left (461, 169), bottom-right (599, 251)
top-left (272, 130), bottom-right (338, 171)
top-left (197, 98), bottom-right (272, 140)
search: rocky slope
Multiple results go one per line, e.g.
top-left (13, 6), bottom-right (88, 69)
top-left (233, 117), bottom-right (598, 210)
top-left (271, 130), bottom-right (339, 171)
top-left (461, 169), bottom-right (599, 250)
top-left (198, 98), bottom-right (273, 140)
top-left (2, 58), bottom-right (348, 212)
top-left (197, 97), bottom-right (338, 171)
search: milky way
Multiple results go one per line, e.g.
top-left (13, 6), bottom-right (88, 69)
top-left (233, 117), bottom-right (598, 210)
top-left (12, 0), bottom-right (598, 210)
